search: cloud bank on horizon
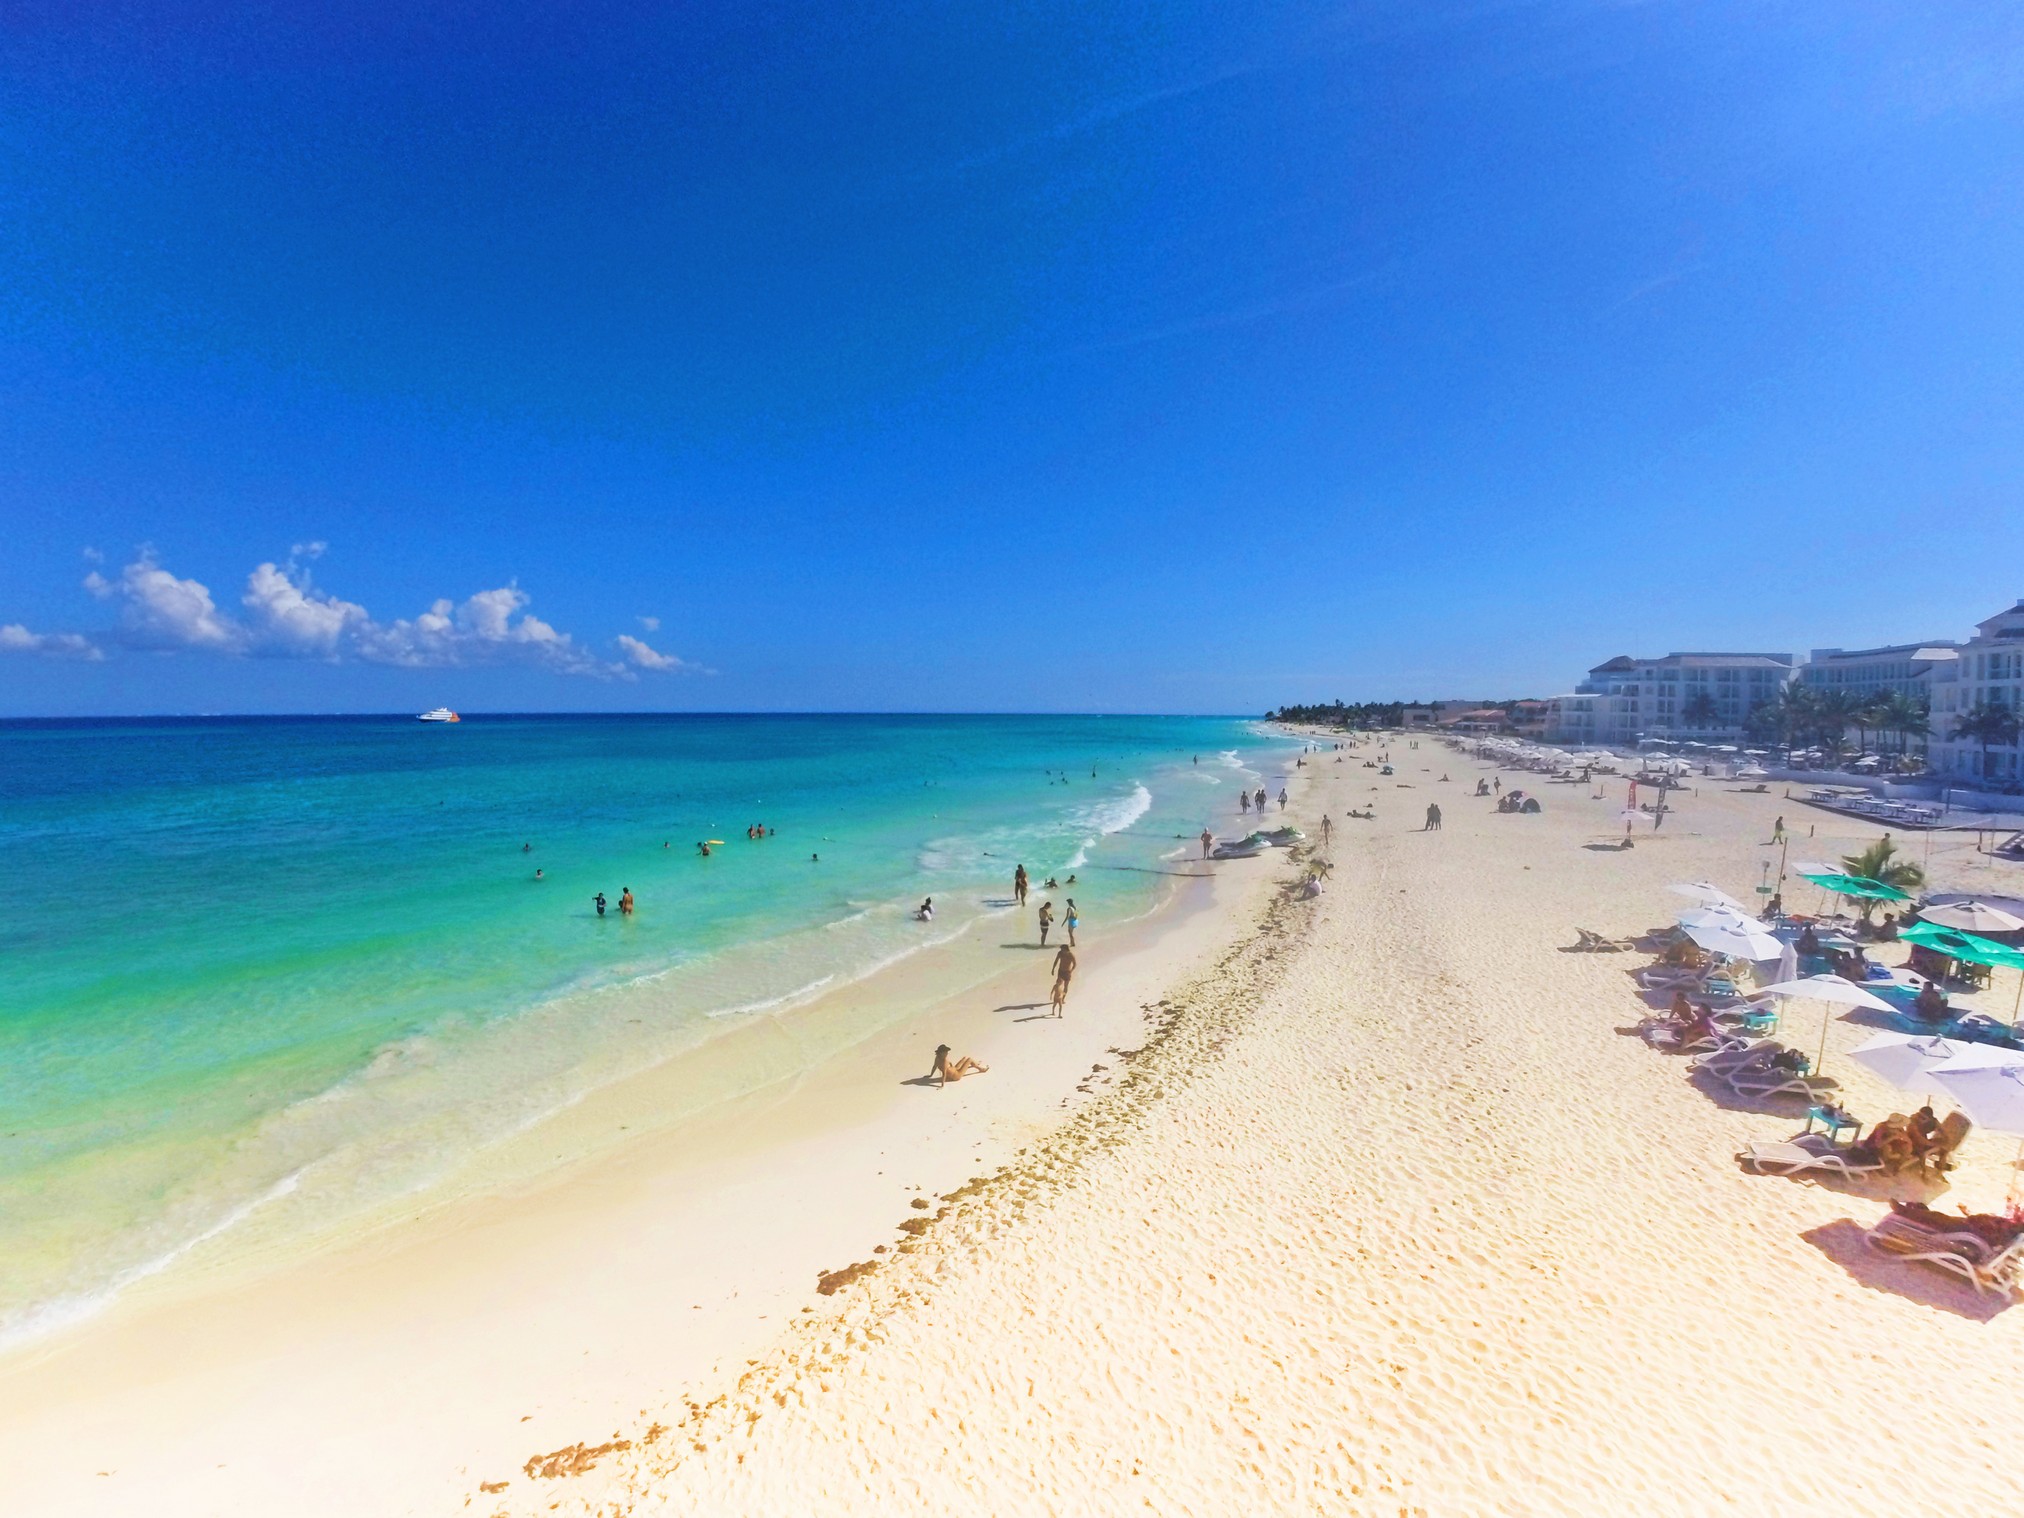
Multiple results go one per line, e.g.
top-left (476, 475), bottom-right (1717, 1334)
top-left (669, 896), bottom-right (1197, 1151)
top-left (3, 546), bottom-right (689, 681)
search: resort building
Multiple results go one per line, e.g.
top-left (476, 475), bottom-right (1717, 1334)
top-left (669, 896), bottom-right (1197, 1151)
top-left (1543, 652), bottom-right (1797, 747)
top-left (1799, 641), bottom-right (1959, 700)
top-left (1927, 600), bottom-right (2024, 785)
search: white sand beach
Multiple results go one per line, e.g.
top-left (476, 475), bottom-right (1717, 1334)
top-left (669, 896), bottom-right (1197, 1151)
top-left (11, 740), bottom-right (2024, 1516)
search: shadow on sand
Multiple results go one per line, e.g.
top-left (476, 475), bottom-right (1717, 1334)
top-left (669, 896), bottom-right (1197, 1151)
top-left (1801, 1218), bottom-right (2012, 1322)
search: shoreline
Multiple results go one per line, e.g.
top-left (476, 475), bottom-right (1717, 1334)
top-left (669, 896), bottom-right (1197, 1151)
top-left (0, 752), bottom-right (1316, 1517)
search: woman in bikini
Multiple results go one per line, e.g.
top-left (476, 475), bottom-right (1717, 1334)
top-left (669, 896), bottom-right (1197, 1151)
top-left (928, 1044), bottom-right (988, 1087)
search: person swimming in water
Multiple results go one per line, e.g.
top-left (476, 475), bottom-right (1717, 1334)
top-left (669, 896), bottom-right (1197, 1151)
top-left (534, 868), bottom-right (544, 879)
top-left (915, 897), bottom-right (935, 921)
top-left (697, 841), bottom-right (711, 856)
top-left (593, 892), bottom-right (607, 917)
top-left (620, 887), bottom-right (634, 916)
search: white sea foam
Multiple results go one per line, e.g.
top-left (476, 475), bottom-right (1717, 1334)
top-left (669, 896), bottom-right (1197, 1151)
top-left (707, 974), bottom-right (838, 1019)
top-left (0, 1168), bottom-right (306, 1354)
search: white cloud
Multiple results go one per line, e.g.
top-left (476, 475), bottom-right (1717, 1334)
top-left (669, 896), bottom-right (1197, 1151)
top-left (637, 615), bottom-right (660, 631)
top-left (242, 560), bottom-right (370, 657)
top-left (616, 633), bottom-right (682, 671)
top-left (45, 548), bottom-right (695, 681)
top-left (91, 551), bottom-right (241, 651)
top-left (0, 623), bottom-right (103, 660)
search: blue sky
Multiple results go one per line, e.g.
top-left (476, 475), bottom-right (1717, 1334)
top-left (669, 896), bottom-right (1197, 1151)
top-left (3, 1), bottom-right (2022, 715)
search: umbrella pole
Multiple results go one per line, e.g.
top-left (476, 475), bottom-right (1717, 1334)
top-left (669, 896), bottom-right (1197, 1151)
top-left (1816, 1000), bottom-right (1831, 1076)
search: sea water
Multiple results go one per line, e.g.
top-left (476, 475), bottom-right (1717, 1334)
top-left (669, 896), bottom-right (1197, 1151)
top-left (0, 713), bottom-right (1294, 1348)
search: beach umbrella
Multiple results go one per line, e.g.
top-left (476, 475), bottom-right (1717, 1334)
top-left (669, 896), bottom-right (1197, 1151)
top-left (1899, 921), bottom-right (2024, 969)
top-left (1677, 905), bottom-right (1754, 928)
top-left (1848, 1031), bottom-right (1972, 1100)
top-left (1922, 901), bottom-right (2024, 935)
top-left (1834, 875), bottom-right (1912, 904)
top-left (1753, 974), bottom-right (1898, 1072)
top-left (1930, 1046), bottom-right (2024, 1202)
top-left (1681, 918), bottom-right (1784, 961)
top-left (1670, 881), bottom-right (1748, 912)
top-left (1930, 1047), bottom-right (2024, 1137)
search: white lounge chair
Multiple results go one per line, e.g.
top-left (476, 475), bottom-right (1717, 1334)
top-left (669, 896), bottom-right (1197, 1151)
top-left (1726, 1068), bottom-right (1839, 1102)
top-left (1690, 1036), bottom-right (1787, 1074)
top-left (1738, 1137), bottom-right (1883, 1180)
top-left (1866, 1213), bottom-right (2024, 1298)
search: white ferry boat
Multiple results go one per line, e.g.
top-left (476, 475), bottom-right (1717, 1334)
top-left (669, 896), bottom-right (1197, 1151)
top-left (417, 707), bottom-right (461, 723)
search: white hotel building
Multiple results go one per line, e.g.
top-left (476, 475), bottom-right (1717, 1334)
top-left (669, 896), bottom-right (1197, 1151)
top-left (1544, 652), bottom-right (1796, 747)
top-left (1928, 599), bottom-right (2024, 786)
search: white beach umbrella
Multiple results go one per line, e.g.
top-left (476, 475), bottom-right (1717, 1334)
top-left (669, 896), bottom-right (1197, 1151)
top-left (1753, 974), bottom-right (1898, 1072)
top-left (1670, 881), bottom-right (1748, 912)
top-left (1929, 1047), bottom-right (2024, 1137)
top-left (1677, 905), bottom-right (1753, 928)
top-left (1921, 901), bottom-right (2024, 935)
top-left (1929, 1047), bottom-right (2024, 1204)
top-left (1848, 1031), bottom-right (1972, 1099)
top-left (1753, 975), bottom-right (1896, 1011)
top-left (1683, 918), bottom-right (1784, 961)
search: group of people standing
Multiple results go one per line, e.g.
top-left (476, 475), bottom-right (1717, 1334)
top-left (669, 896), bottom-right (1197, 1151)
top-left (1012, 863), bottom-right (1079, 1014)
top-left (1236, 787), bottom-right (1287, 815)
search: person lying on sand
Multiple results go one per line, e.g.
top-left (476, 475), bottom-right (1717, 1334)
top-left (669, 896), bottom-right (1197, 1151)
top-left (929, 1044), bottom-right (988, 1087)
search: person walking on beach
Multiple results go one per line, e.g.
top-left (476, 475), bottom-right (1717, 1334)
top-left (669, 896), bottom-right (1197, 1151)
top-left (1037, 899), bottom-right (1054, 946)
top-left (1254, 787), bottom-right (1268, 812)
top-left (1320, 814), bottom-right (1333, 846)
top-left (928, 1044), bottom-right (988, 1087)
top-left (1200, 827), bottom-right (1214, 859)
top-left (593, 891), bottom-right (608, 917)
top-left (1014, 863), bottom-right (1029, 906)
top-left (1050, 944), bottom-right (1077, 1017)
top-left (619, 887), bottom-right (634, 916)
top-left (1239, 790), bottom-right (1250, 815)
top-left (1424, 803), bottom-right (1442, 831)
top-left (1277, 788), bottom-right (1288, 811)
top-left (1772, 815), bottom-right (1786, 843)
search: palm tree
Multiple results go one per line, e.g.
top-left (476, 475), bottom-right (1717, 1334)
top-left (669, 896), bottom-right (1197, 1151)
top-left (1876, 688), bottom-right (1930, 766)
top-left (1852, 693), bottom-right (1891, 759)
top-left (1838, 836), bottom-right (1926, 921)
top-left (1748, 684), bottom-right (1816, 751)
top-left (1812, 689), bottom-right (1863, 757)
top-left (1952, 701), bottom-right (2022, 781)
top-left (1681, 690), bottom-right (1720, 731)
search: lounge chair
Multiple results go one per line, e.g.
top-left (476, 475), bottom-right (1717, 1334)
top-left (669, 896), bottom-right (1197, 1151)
top-left (1573, 929), bottom-right (1634, 952)
top-left (1726, 1067), bottom-right (1839, 1102)
top-left (1866, 1206), bottom-right (2024, 1298)
top-left (1642, 1016), bottom-right (1729, 1054)
top-left (1739, 1136), bottom-right (1885, 1180)
top-left (1689, 1036), bottom-right (1787, 1074)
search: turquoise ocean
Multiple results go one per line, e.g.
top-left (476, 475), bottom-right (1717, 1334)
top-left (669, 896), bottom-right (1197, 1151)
top-left (0, 713), bottom-right (1293, 1348)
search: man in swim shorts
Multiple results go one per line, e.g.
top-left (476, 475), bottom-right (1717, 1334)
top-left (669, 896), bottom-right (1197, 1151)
top-left (1050, 944), bottom-right (1077, 1017)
